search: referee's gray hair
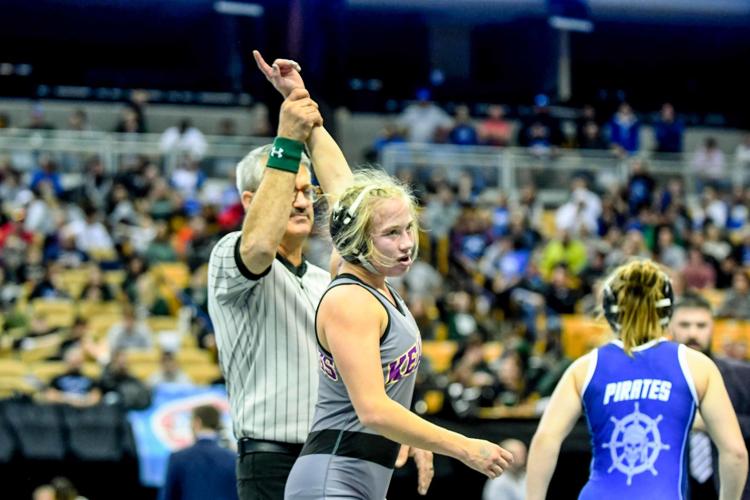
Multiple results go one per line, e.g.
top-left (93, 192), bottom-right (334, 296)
top-left (235, 144), bottom-right (312, 195)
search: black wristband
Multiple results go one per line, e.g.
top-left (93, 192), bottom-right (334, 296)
top-left (266, 137), bottom-right (304, 173)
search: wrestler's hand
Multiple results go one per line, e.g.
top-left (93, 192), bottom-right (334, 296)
top-left (460, 438), bottom-right (514, 480)
top-left (395, 445), bottom-right (435, 496)
top-left (253, 49), bottom-right (305, 99)
top-left (277, 88), bottom-right (322, 142)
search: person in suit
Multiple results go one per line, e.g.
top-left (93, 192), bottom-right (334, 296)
top-left (671, 291), bottom-right (750, 500)
top-left (160, 405), bottom-right (237, 500)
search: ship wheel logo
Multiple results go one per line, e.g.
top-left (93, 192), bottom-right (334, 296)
top-left (603, 402), bottom-right (670, 485)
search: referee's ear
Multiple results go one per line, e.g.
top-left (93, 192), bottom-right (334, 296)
top-left (241, 191), bottom-right (254, 211)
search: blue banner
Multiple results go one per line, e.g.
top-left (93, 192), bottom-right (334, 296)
top-left (128, 384), bottom-right (233, 487)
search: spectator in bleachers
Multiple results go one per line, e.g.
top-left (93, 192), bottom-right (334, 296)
top-left (717, 270), bottom-right (750, 320)
top-left (655, 225), bottom-right (687, 271)
top-left (0, 112), bottom-right (9, 129)
top-left (543, 264), bottom-right (581, 317)
top-left (517, 94), bottom-right (564, 151)
top-left (148, 350), bottom-right (191, 387)
top-left (25, 103), bottom-right (55, 130)
top-left (577, 120), bottom-right (608, 150)
top-left (575, 104), bottom-right (600, 138)
top-left (67, 108), bottom-right (89, 132)
top-left (30, 156), bottom-right (64, 197)
top-left (114, 106), bottom-right (144, 134)
top-left (702, 222), bottom-right (732, 264)
top-left (692, 137), bottom-right (727, 189)
top-left (170, 160), bottom-right (206, 211)
top-left (44, 345), bottom-right (101, 407)
top-left (216, 117), bottom-right (237, 136)
top-left (28, 265), bottom-right (69, 300)
top-left (450, 334), bottom-right (495, 390)
top-left (607, 102), bottom-right (640, 156)
top-left (478, 104), bottom-right (512, 147)
top-left (144, 220), bottom-right (178, 265)
top-left (653, 102), bottom-right (684, 154)
top-left (489, 348), bottom-right (528, 407)
top-left (450, 207), bottom-right (493, 278)
top-left (682, 247), bottom-right (717, 289)
top-left (625, 159), bottom-right (656, 216)
top-left (79, 266), bottom-right (116, 302)
top-left (99, 348), bottom-right (151, 409)
top-left (82, 157), bottom-right (112, 211)
top-left (63, 205), bottom-right (115, 256)
top-left (397, 88), bottom-right (453, 143)
top-left (735, 133), bottom-right (750, 180)
top-left (445, 291), bottom-right (480, 339)
top-left (106, 305), bottom-right (152, 355)
top-left (148, 178), bottom-right (181, 221)
top-left (692, 185), bottom-right (728, 229)
top-left (365, 121), bottom-right (406, 162)
top-left (159, 119), bottom-right (208, 162)
top-left (539, 231), bottom-right (587, 280)
top-left (25, 182), bottom-right (63, 238)
top-left (555, 177), bottom-right (602, 236)
top-left (448, 104), bottom-right (479, 146)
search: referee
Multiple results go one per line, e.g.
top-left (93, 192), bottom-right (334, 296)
top-left (208, 54), bottom-right (352, 500)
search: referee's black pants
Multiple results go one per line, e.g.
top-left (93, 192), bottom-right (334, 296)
top-left (236, 439), bottom-right (303, 500)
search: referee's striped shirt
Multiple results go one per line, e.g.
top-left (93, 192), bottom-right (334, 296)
top-left (208, 231), bottom-right (329, 444)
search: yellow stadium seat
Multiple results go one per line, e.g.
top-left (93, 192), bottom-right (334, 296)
top-left (175, 349), bottom-right (213, 365)
top-left (0, 359), bottom-right (26, 377)
top-left (421, 340), bottom-right (458, 373)
top-left (482, 341), bottom-right (504, 364)
top-left (129, 362), bottom-right (160, 381)
top-left (712, 320), bottom-right (750, 355)
top-left (561, 314), bottom-right (611, 359)
top-left (82, 362), bottom-right (103, 379)
top-left (77, 300), bottom-right (123, 318)
top-left (20, 344), bottom-right (61, 364)
top-left (151, 262), bottom-right (190, 289)
top-left (31, 361), bottom-right (68, 384)
top-left (126, 349), bottom-right (161, 364)
top-left (0, 376), bottom-right (36, 396)
top-left (184, 364), bottom-right (222, 385)
top-left (30, 299), bottom-right (76, 329)
top-left (148, 316), bottom-right (178, 333)
top-left (88, 313), bottom-right (124, 339)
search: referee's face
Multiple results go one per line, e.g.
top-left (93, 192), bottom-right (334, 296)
top-left (285, 167), bottom-right (315, 239)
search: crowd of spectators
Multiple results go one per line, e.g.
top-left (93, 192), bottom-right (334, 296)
top-left (2, 94), bottom-right (750, 425)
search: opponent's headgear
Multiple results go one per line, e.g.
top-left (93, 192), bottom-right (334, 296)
top-left (602, 269), bottom-right (674, 333)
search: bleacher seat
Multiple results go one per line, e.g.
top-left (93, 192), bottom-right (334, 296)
top-left (30, 299), bottom-right (76, 329)
top-left (421, 341), bottom-right (458, 373)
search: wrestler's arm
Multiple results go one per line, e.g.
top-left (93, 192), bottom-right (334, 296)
top-left (319, 285), bottom-right (513, 479)
top-left (253, 50), bottom-right (353, 200)
top-left (526, 354), bottom-right (588, 500)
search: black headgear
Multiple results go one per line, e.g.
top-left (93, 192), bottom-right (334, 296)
top-left (602, 271), bottom-right (674, 333)
top-left (329, 186), bottom-right (373, 266)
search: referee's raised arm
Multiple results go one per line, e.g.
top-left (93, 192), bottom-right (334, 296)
top-left (237, 88), bottom-right (322, 274)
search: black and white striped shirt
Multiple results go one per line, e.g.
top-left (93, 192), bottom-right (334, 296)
top-left (208, 232), bottom-right (329, 443)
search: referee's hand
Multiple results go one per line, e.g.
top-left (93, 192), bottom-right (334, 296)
top-left (277, 88), bottom-right (323, 143)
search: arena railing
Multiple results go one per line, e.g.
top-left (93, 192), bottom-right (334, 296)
top-left (380, 143), bottom-right (699, 205)
top-left (0, 128), bottom-right (268, 180)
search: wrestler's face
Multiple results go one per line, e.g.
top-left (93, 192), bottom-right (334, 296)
top-left (369, 197), bottom-right (415, 277)
top-left (670, 307), bottom-right (713, 355)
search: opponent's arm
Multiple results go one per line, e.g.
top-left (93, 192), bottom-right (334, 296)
top-left (253, 50), bottom-right (353, 200)
top-left (239, 89), bottom-right (321, 274)
top-left (688, 350), bottom-right (748, 500)
top-left (320, 286), bottom-right (513, 479)
top-left (526, 355), bottom-right (588, 500)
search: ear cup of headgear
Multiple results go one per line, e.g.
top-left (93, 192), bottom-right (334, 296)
top-left (601, 271), bottom-right (674, 332)
top-left (602, 278), bottom-right (620, 332)
top-left (329, 189), bottom-right (371, 263)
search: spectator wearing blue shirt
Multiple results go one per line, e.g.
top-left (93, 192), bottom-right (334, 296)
top-left (449, 105), bottom-right (479, 146)
top-left (608, 102), bottom-right (640, 156)
top-left (30, 156), bottom-right (64, 197)
top-left (653, 103), bottom-right (684, 154)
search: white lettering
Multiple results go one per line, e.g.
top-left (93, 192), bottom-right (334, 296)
top-left (604, 383), bottom-right (617, 405)
top-left (649, 380), bottom-right (662, 400)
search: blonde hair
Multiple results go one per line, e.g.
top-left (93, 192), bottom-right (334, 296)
top-left (604, 259), bottom-right (672, 355)
top-left (330, 169), bottom-right (419, 268)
